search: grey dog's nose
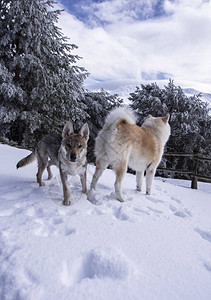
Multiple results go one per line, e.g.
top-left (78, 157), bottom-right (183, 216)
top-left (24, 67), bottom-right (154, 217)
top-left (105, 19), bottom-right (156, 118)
top-left (70, 153), bottom-right (76, 162)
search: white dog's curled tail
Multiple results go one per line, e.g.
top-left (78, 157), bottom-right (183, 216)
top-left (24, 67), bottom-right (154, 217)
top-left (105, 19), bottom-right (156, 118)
top-left (105, 106), bottom-right (136, 126)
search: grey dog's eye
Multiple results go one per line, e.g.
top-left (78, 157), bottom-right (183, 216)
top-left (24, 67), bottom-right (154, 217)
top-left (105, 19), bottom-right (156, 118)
top-left (66, 143), bottom-right (71, 147)
top-left (78, 144), bottom-right (82, 149)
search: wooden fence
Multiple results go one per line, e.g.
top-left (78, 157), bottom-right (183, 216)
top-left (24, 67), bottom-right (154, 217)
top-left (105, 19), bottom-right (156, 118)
top-left (157, 152), bottom-right (211, 189)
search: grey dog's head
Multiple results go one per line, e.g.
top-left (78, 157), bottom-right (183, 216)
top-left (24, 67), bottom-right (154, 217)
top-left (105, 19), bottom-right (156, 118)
top-left (61, 121), bottom-right (89, 162)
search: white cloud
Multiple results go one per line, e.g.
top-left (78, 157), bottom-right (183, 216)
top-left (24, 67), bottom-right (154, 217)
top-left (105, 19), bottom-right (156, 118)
top-left (56, 0), bottom-right (211, 93)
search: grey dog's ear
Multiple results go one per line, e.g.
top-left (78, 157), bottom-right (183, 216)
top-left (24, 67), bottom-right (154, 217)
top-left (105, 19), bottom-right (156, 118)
top-left (62, 121), bottom-right (74, 138)
top-left (79, 123), bottom-right (89, 141)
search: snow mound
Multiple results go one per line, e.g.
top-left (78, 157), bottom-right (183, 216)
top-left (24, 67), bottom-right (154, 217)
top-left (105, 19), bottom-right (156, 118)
top-left (62, 247), bottom-right (135, 287)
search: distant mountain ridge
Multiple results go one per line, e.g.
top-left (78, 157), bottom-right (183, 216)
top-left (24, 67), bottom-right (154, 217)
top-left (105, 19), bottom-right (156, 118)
top-left (183, 88), bottom-right (211, 107)
top-left (112, 85), bottom-right (211, 107)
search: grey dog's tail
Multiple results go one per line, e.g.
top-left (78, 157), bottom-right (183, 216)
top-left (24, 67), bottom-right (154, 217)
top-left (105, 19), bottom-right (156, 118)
top-left (16, 151), bottom-right (36, 169)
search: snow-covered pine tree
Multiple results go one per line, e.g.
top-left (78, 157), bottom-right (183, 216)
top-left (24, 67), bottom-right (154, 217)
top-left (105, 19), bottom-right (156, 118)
top-left (0, 0), bottom-right (88, 148)
top-left (162, 80), bottom-right (210, 155)
top-left (129, 82), bottom-right (167, 124)
top-left (83, 89), bottom-right (123, 162)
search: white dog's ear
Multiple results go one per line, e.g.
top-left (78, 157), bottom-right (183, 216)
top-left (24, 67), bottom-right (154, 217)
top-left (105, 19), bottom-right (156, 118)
top-left (79, 123), bottom-right (89, 141)
top-left (62, 121), bottom-right (74, 138)
top-left (162, 114), bottom-right (170, 123)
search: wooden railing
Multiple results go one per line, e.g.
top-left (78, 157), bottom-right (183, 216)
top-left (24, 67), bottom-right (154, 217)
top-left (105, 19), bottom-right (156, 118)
top-left (157, 152), bottom-right (211, 189)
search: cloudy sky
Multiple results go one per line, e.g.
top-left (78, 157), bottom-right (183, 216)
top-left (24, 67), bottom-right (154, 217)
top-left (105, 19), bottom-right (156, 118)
top-left (56, 0), bottom-right (211, 93)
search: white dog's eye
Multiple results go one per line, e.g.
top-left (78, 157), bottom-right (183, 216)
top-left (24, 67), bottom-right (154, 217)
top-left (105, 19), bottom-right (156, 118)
top-left (66, 143), bottom-right (71, 148)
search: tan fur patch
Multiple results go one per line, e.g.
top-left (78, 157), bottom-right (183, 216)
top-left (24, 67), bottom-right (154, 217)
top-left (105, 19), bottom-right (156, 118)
top-left (117, 122), bottom-right (158, 165)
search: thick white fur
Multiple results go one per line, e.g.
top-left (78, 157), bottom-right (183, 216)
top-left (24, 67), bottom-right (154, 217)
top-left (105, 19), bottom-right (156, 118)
top-left (91, 107), bottom-right (170, 202)
top-left (105, 106), bottom-right (136, 125)
top-left (94, 107), bottom-right (136, 159)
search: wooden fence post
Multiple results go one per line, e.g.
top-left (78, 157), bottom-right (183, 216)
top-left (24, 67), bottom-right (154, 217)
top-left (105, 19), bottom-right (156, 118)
top-left (191, 176), bottom-right (198, 189)
top-left (191, 151), bottom-right (199, 189)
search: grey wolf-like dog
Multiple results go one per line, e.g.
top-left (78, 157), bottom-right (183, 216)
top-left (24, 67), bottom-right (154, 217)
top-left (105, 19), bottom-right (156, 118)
top-left (90, 107), bottom-right (170, 202)
top-left (17, 122), bottom-right (89, 206)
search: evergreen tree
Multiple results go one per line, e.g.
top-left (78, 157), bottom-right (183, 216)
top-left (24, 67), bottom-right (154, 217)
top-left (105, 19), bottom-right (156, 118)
top-left (83, 89), bottom-right (123, 162)
top-left (129, 80), bottom-right (211, 178)
top-left (129, 82), bottom-right (167, 122)
top-left (0, 0), bottom-right (88, 148)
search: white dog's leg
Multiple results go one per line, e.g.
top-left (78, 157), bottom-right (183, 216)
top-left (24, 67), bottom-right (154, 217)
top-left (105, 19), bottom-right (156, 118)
top-left (145, 168), bottom-right (156, 195)
top-left (136, 171), bottom-right (144, 191)
top-left (91, 159), bottom-right (108, 190)
top-left (114, 161), bottom-right (127, 202)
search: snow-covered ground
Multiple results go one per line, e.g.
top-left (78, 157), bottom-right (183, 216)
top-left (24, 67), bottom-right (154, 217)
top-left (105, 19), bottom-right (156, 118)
top-left (0, 143), bottom-right (211, 300)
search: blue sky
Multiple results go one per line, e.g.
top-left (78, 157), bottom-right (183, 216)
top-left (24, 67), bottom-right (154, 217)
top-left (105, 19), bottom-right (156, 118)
top-left (59, 0), bottom-right (169, 25)
top-left (56, 0), bottom-right (211, 93)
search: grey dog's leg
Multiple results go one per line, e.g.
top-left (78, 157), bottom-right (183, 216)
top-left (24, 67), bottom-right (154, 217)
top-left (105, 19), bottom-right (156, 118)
top-left (36, 153), bottom-right (48, 186)
top-left (80, 171), bottom-right (87, 195)
top-left (47, 161), bottom-right (53, 180)
top-left (59, 167), bottom-right (70, 206)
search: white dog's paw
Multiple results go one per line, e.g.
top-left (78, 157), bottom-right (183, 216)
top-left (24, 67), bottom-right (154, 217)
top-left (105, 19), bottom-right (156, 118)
top-left (146, 190), bottom-right (151, 195)
top-left (116, 193), bottom-right (125, 203)
top-left (87, 188), bottom-right (95, 203)
top-left (117, 198), bottom-right (125, 203)
top-left (136, 186), bottom-right (142, 192)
